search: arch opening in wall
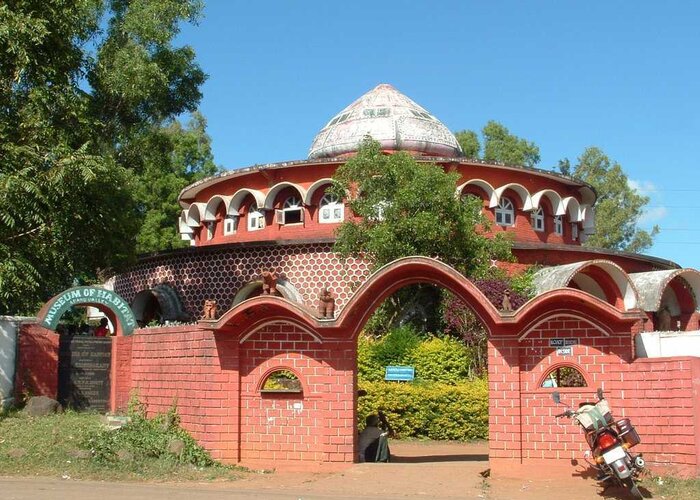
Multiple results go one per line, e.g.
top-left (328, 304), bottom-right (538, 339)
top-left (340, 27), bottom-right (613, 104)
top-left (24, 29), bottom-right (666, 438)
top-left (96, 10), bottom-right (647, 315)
top-left (131, 285), bottom-right (188, 326)
top-left (260, 369), bottom-right (303, 393)
top-left (540, 365), bottom-right (587, 388)
top-left (231, 279), bottom-right (303, 307)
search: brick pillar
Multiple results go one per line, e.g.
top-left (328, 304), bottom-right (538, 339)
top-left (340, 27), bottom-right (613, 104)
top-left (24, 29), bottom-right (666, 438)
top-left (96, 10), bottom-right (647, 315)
top-left (488, 336), bottom-right (522, 475)
top-left (110, 334), bottom-right (133, 412)
top-left (320, 339), bottom-right (357, 464)
top-left (214, 331), bottom-right (241, 463)
top-left (15, 323), bottom-right (59, 400)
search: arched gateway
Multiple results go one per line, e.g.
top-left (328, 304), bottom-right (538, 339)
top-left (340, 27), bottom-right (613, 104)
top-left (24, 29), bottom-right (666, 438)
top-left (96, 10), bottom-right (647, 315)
top-left (17, 83), bottom-right (700, 477)
top-left (81, 256), bottom-right (674, 476)
top-left (23, 287), bottom-right (138, 411)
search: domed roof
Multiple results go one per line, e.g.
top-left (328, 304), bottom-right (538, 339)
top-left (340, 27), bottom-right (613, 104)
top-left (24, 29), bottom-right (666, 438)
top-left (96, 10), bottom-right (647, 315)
top-left (308, 84), bottom-right (463, 159)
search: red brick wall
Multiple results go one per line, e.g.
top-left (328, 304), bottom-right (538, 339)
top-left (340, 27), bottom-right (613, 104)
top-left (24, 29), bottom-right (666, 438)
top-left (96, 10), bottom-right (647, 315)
top-left (489, 315), bottom-right (699, 477)
top-left (238, 324), bottom-right (356, 468)
top-left (15, 324), bottom-right (58, 400)
top-left (124, 323), bottom-right (356, 469)
top-left (128, 325), bottom-right (241, 462)
top-left (625, 357), bottom-right (700, 476)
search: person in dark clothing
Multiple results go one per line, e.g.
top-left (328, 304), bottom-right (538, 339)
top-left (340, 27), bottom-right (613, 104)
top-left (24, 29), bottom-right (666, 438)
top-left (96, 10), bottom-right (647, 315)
top-left (358, 413), bottom-right (392, 462)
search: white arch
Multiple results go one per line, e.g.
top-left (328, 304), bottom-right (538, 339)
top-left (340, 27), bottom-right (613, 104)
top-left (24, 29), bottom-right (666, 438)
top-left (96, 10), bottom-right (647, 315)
top-left (230, 279), bottom-right (304, 307)
top-left (304, 178), bottom-right (335, 205)
top-left (230, 188), bottom-right (266, 213)
top-left (629, 269), bottom-right (700, 312)
top-left (580, 204), bottom-right (595, 229)
top-left (264, 182), bottom-right (307, 210)
top-left (579, 186), bottom-right (596, 206)
top-left (491, 183), bottom-right (533, 211)
top-left (531, 189), bottom-right (565, 215)
top-left (185, 202), bottom-right (206, 227)
top-left (456, 179), bottom-right (495, 200)
top-left (562, 197), bottom-right (583, 222)
top-left (203, 195), bottom-right (234, 221)
top-left (533, 260), bottom-right (639, 311)
top-left (178, 217), bottom-right (193, 234)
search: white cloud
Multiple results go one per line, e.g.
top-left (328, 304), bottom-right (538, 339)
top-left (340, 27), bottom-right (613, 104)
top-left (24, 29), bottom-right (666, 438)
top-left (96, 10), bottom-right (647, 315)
top-left (628, 179), bottom-right (657, 196)
top-left (639, 206), bottom-right (668, 224)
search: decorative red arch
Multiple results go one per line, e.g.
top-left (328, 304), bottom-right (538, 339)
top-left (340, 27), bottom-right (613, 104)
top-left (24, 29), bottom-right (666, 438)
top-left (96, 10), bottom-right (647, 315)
top-left (210, 257), bottom-right (644, 340)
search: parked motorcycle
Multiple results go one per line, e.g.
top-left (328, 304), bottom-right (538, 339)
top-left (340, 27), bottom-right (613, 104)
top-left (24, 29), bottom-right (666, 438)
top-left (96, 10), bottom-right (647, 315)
top-left (552, 389), bottom-right (645, 499)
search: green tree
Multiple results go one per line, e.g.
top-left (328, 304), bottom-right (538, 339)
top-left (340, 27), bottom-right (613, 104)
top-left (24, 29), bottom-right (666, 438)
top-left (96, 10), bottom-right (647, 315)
top-left (455, 130), bottom-right (480, 159)
top-left (0, 0), bottom-right (206, 314)
top-left (566, 147), bottom-right (658, 253)
top-left (481, 120), bottom-right (540, 167)
top-left (134, 112), bottom-right (220, 254)
top-left (330, 137), bottom-right (512, 275)
top-left (455, 121), bottom-right (540, 167)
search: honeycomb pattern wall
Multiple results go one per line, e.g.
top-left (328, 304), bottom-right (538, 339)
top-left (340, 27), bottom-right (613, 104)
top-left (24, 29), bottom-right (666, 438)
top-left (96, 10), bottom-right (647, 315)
top-left (114, 242), bottom-right (370, 319)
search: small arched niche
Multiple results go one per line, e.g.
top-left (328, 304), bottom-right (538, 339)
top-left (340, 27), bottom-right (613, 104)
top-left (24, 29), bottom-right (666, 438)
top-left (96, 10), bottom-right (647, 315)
top-left (540, 365), bottom-right (587, 388)
top-left (261, 369), bottom-right (303, 393)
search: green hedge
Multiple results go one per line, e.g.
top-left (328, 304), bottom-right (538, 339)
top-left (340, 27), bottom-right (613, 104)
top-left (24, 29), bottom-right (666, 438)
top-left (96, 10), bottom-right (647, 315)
top-left (358, 378), bottom-right (488, 441)
top-left (358, 327), bottom-right (473, 383)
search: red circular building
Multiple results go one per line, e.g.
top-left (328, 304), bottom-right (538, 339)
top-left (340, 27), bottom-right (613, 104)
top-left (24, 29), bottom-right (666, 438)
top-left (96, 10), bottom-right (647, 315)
top-left (115, 83), bottom-right (690, 328)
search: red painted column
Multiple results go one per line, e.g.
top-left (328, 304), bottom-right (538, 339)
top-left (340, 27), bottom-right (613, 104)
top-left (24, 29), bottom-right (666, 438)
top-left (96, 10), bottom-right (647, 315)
top-left (488, 336), bottom-right (522, 475)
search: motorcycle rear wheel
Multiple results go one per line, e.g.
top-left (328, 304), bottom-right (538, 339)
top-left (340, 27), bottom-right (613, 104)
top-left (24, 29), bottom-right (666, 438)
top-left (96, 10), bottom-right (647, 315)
top-left (622, 477), bottom-right (643, 499)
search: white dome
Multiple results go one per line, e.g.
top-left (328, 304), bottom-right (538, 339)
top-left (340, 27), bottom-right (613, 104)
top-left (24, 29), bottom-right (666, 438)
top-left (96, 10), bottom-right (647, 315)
top-left (308, 84), bottom-right (463, 159)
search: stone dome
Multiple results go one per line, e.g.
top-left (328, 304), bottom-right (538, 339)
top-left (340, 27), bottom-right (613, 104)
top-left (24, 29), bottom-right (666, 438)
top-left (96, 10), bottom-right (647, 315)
top-left (308, 83), bottom-right (463, 159)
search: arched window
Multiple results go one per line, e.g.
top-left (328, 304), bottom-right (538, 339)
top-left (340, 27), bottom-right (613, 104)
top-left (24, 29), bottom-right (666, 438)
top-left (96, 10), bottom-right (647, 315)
top-left (531, 207), bottom-right (544, 232)
top-left (261, 369), bottom-right (302, 393)
top-left (248, 203), bottom-right (265, 231)
top-left (571, 223), bottom-right (579, 241)
top-left (276, 196), bottom-right (304, 225)
top-left (223, 214), bottom-right (237, 235)
top-left (541, 366), bottom-right (586, 388)
top-left (553, 215), bottom-right (563, 235)
top-left (495, 198), bottom-right (514, 226)
top-left (319, 193), bottom-right (344, 223)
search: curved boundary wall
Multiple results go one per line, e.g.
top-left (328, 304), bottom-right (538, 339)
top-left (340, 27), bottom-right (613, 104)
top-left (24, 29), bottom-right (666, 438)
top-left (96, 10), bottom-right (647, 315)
top-left (13, 254), bottom-right (700, 477)
top-left (17, 319), bottom-right (698, 477)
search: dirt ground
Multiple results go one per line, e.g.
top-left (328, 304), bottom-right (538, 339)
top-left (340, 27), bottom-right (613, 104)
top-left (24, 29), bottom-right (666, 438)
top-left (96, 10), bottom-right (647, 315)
top-left (0, 441), bottom-right (651, 499)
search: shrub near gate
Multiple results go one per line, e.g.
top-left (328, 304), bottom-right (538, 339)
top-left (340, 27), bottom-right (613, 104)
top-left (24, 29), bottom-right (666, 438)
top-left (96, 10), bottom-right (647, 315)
top-left (410, 336), bottom-right (471, 384)
top-left (358, 378), bottom-right (488, 441)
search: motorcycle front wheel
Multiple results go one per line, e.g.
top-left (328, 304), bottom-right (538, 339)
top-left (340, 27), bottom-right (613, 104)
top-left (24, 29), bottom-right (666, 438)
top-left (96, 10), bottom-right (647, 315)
top-left (622, 477), bottom-right (643, 499)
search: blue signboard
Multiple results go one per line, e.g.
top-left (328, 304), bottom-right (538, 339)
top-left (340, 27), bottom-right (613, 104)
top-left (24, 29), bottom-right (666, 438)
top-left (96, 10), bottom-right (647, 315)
top-left (385, 366), bottom-right (415, 381)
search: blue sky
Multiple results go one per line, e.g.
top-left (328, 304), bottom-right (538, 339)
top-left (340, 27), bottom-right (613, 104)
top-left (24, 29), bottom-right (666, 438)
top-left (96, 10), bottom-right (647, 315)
top-left (177, 1), bottom-right (700, 269)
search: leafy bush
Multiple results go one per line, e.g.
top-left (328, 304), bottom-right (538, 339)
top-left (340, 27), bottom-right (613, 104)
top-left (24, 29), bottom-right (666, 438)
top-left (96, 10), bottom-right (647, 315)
top-left (510, 266), bottom-right (537, 299)
top-left (410, 336), bottom-right (470, 384)
top-left (357, 334), bottom-right (384, 382)
top-left (84, 397), bottom-right (214, 467)
top-left (358, 378), bottom-right (488, 441)
top-left (358, 326), bottom-right (422, 381)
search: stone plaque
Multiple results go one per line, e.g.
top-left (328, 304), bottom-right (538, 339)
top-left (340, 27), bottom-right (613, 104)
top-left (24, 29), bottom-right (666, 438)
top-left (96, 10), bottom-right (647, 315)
top-left (58, 337), bottom-right (111, 411)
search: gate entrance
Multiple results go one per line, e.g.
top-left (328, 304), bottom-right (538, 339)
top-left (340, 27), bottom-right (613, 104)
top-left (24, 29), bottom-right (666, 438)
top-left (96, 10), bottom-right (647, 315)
top-left (58, 336), bottom-right (112, 411)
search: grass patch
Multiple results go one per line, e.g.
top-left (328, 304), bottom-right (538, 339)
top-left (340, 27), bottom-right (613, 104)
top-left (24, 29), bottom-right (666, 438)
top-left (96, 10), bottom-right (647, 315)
top-left (0, 407), bottom-right (243, 481)
top-left (644, 475), bottom-right (700, 500)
